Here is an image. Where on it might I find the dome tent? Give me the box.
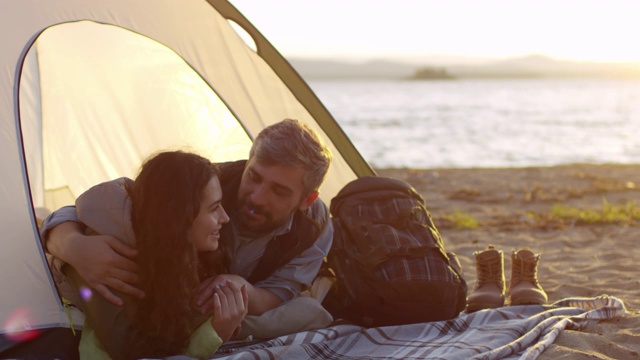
[0,0,373,356]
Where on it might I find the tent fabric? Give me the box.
[31,20,254,210]
[0,0,373,343]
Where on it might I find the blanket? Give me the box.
[182,296,626,360]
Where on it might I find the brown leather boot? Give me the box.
[466,246,506,312]
[508,248,548,305]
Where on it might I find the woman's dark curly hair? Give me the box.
[124,150,222,358]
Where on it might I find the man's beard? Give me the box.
[235,202,279,235]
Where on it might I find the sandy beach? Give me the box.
[376,164,640,359]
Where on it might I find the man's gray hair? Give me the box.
[249,119,332,194]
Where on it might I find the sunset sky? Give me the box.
[230,0,640,64]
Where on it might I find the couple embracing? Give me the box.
[41,119,333,359]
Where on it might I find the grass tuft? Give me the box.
[441,211,480,229]
[550,198,640,225]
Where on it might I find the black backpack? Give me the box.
[323,176,467,327]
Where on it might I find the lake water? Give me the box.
[308,78,640,169]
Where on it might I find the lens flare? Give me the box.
[3,307,40,343]
[80,287,93,301]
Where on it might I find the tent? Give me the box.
[0,0,374,355]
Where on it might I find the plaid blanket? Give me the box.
[190,296,625,360]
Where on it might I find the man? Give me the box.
[42,119,333,329]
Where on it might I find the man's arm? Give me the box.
[249,199,334,313]
[254,219,332,300]
[41,178,145,305]
[46,220,143,305]
[195,219,333,316]
[195,275,280,316]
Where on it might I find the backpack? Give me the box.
[322,176,468,327]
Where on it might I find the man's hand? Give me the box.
[209,281,248,342]
[195,274,281,316]
[47,222,144,305]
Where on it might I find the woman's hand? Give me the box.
[195,274,248,315]
[195,274,281,316]
[210,280,248,342]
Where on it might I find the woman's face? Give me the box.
[189,176,229,252]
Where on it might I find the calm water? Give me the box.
[308,78,640,169]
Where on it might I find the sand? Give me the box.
[376,164,640,359]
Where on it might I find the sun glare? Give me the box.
[231,0,640,63]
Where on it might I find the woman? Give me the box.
[77,150,247,359]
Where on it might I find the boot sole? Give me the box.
[510,298,546,305]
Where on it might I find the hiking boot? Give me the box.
[466,245,506,312]
[508,248,548,305]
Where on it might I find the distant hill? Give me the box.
[448,55,640,78]
[408,67,456,80]
[289,55,640,80]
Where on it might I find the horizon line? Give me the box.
[284,53,640,65]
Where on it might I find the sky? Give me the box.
[229,0,640,64]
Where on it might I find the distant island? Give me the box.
[289,54,640,80]
[408,67,455,80]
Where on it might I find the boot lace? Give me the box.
[513,255,540,286]
[476,256,503,285]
